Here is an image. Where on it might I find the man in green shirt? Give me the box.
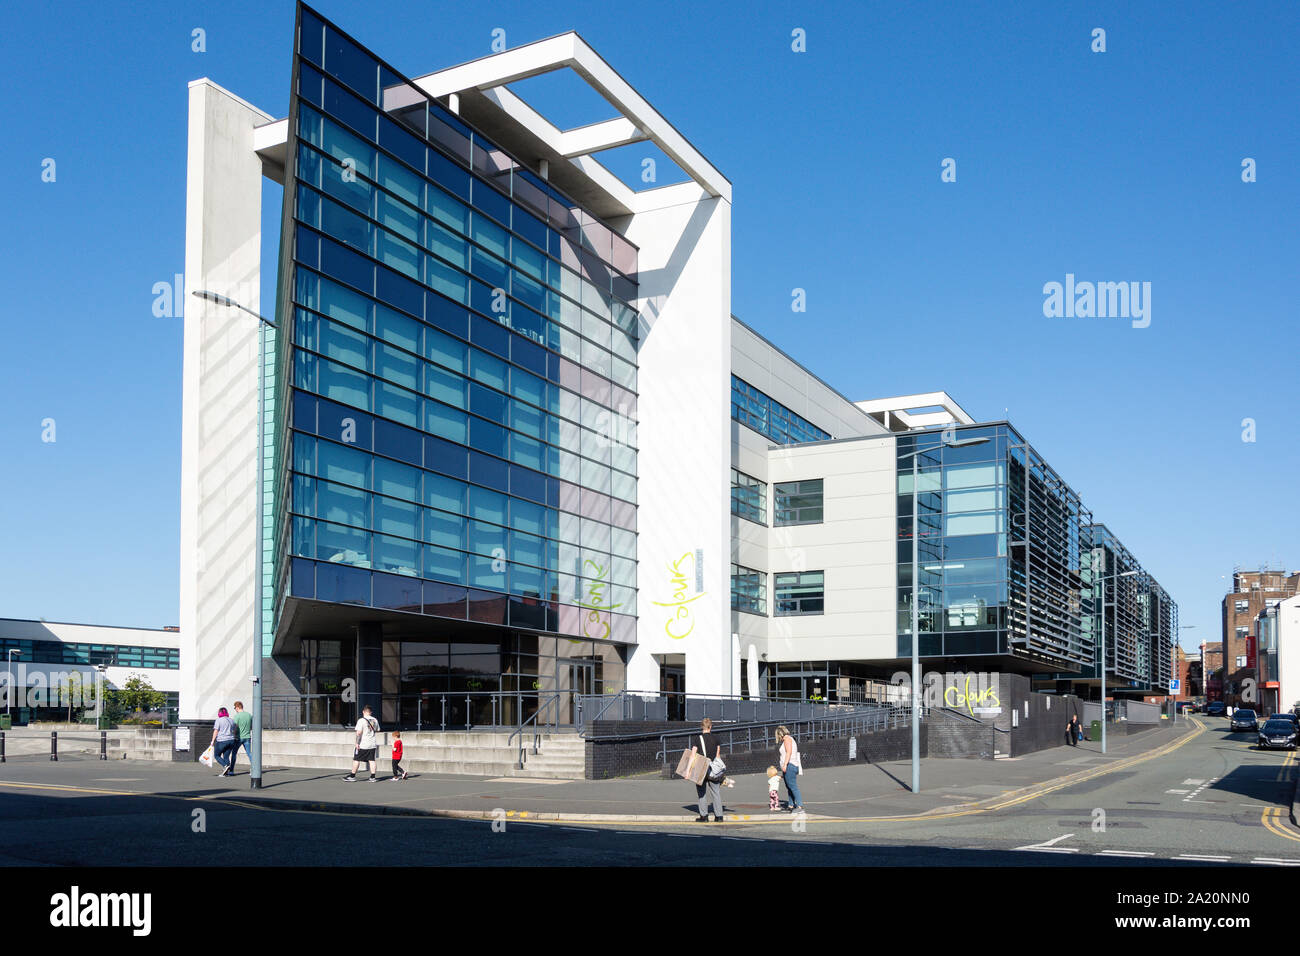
[232,701,253,761]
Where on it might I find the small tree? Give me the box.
[116,673,167,721]
[55,673,89,723]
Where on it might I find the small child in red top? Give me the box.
[391,732,408,781]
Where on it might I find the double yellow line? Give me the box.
[1260,750,1300,842]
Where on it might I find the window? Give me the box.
[731,564,767,615]
[730,468,766,524]
[1235,599,1249,613]
[775,571,824,616]
[1235,626,1249,641]
[730,376,830,445]
[775,479,823,526]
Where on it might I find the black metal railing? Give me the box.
[644,703,914,768]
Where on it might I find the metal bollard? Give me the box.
[100,730,107,761]
[1,731,5,763]
[51,730,58,762]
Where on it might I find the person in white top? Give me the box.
[774,725,804,812]
[344,705,381,782]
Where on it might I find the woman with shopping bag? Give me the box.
[207,707,240,778]
[688,717,726,823]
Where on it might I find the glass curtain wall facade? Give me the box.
[897,424,1093,672]
[271,7,640,711]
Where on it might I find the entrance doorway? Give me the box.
[661,663,685,721]
[558,658,596,724]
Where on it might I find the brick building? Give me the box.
[1221,570,1300,708]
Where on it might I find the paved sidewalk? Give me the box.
[0,719,1196,825]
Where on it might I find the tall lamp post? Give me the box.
[193,289,276,790]
[6,649,19,723]
[1173,624,1196,723]
[900,433,989,794]
[1094,556,1140,755]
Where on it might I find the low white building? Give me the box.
[0,618,180,725]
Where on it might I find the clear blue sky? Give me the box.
[1,0,1296,656]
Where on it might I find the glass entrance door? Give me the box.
[559,659,596,724]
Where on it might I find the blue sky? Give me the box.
[1,0,1296,656]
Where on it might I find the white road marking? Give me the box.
[1177,853,1230,861]
[1099,850,1156,857]
[1253,858,1300,866]
[1015,833,1077,852]
[1165,789,1190,794]
[1182,778,1206,786]
[559,826,597,833]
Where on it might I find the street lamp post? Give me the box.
[193,289,276,790]
[900,433,990,793]
[1172,624,1196,724]
[1094,558,1140,755]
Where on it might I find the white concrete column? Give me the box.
[624,189,732,697]
[179,79,274,720]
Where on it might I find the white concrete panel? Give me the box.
[626,190,731,696]
[180,80,272,720]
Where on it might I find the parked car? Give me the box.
[1258,718,1298,750]
[1269,712,1300,734]
[1205,701,1227,717]
[1230,708,1259,732]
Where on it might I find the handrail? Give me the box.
[932,706,1013,734]
[651,704,912,765]
[507,691,567,769]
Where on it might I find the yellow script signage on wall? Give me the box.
[576,560,621,640]
[943,675,1002,716]
[653,550,705,639]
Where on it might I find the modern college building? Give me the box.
[179,4,1176,727]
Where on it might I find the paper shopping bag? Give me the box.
[674,748,707,785]
[199,745,215,768]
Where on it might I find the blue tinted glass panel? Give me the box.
[316,398,372,449]
[374,416,422,464]
[470,417,507,458]
[319,358,370,410]
[469,451,509,492]
[424,473,466,515]
[423,400,467,443]
[319,480,368,526]
[323,26,378,102]
[375,495,418,537]
[424,364,466,408]
[426,292,469,338]
[320,235,374,295]
[427,150,470,201]
[424,508,465,549]
[374,456,420,502]
[469,485,507,524]
[423,544,467,585]
[425,436,468,479]
[299,9,325,64]
[318,440,371,488]
[323,78,377,140]
[315,562,370,605]
[424,326,467,373]
[376,264,423,317]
